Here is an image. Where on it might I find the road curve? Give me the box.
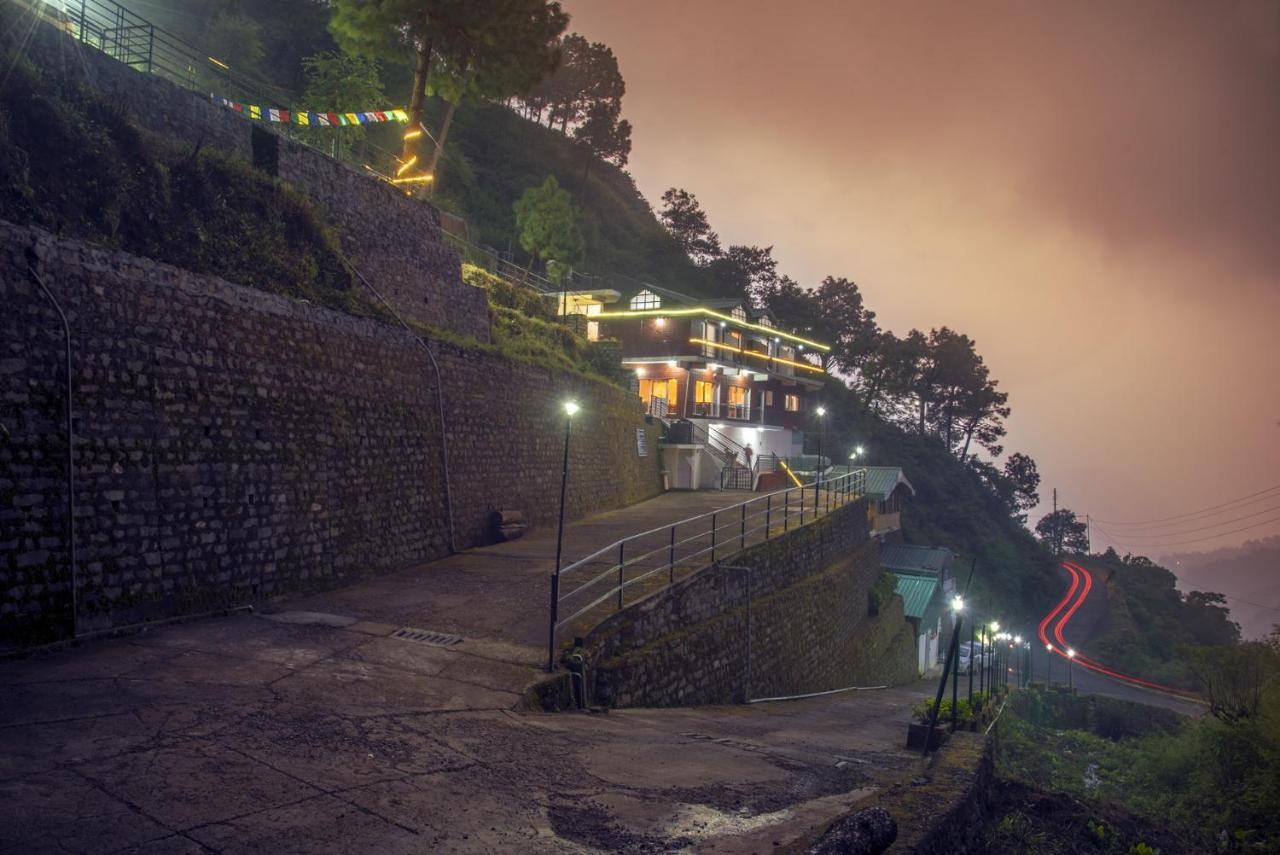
[1035,560,1205,711]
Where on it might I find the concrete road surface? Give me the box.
[0,610,935,853]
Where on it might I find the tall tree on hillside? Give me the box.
[1035,508,1089,555]
[706,244,778,302]
[329,0,567,169]
[659,188,722,263]
[573,99,631,181]
[299,51,386,158]
[1002,452,1041,518]
[855,331,927,415]
[814,276,879,375]
[759,275,878,374]
[523,34,625,131]
[514,176,583,281]
[955,376,1010,461]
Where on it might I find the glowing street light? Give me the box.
[548,400,580,671]
[1045,642,1053,686]
[814,406,827,514]
[951,595,965,613]
[1066,647,1077,690]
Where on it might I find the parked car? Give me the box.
[959,641,991,671]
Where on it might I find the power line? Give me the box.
[1091,483,1280,527]
[1085,503,1280,540]
[1091,515,1280,550]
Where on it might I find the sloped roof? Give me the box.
[880,544,953,576]
[892,573,939,620]
[863,466,916,501]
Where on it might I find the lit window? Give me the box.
[763,390,774,406]
[695,380,715,404]
[727,385,748,419]
[759,316,773,328]
[731,305,747,321]
[784,394,800,412]
[630,289,661,310]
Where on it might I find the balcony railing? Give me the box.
[690,401,753,421]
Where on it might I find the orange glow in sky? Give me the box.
[564,0,1280,554]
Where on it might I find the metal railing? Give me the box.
[443,231,561,295]
[29,0,292,106]
[546,467,867,668]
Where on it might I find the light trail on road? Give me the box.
[1037,560,1201,700]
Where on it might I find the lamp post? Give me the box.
[968,615,975,703]
[1067,647,1076,690]
[547,400,579,672]
[815,406,826,514]
[1045,643,1053,687]
[950,596,964,729]
[989,622,1000,696]
[1014,635,1023,688]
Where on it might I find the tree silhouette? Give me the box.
[330,0,566,168]
[659,188,721,263]
[1035,508,1089,555]
[514,176,583,281]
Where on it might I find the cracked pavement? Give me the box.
[0,607,933,853]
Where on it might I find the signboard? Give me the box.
[636,428,648,457]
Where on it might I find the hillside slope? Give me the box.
[433,101,719,294]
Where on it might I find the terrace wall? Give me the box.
[582,499,918,707]
[0,222,661,644]
[5,6,488,340]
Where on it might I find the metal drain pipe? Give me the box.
[26,261,78,637]
[340,255,456,554]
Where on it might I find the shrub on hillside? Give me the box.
[0,54,378,319]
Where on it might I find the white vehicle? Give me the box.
[958,641,991,671]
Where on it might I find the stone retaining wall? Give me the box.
[584,501,918,707]
[0,222,660,644]
[3,6,488,340]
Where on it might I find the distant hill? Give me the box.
[1163,536,1280,640]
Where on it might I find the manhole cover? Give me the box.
[391,627,464,648]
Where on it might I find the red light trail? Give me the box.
[1037,560,1201,700]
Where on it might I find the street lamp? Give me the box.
[1045,643,1053,687]
[814,406,826,514]
[1066,647,1077,690]
[547,400,580,671]
[949,596,964,728]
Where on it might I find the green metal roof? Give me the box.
[863,466,915,501]
[880,544,953,575]
[892,573,939,620]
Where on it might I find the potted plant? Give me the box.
[906,699,950,751]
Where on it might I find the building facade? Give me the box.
[555,283,830,482]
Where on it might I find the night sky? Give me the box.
[564,0,1280,554]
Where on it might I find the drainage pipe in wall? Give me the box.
[26,257,79,638]
[339,254,457,554]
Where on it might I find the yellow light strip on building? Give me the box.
[594,307,830,351]
[688,338,825,374]
[396,155,417,176]
[208,56,229,70]
[390,174,434,184]
[779,459,804,488]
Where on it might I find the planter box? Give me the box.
[906,722,949,752]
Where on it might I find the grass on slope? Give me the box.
[0,53,381,320]
[432,101,720,295]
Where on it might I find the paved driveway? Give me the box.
[0,611,933,853]
[281,490,767,652]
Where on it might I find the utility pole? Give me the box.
[1052,487,1059,556]
[1086,513,1091,554]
